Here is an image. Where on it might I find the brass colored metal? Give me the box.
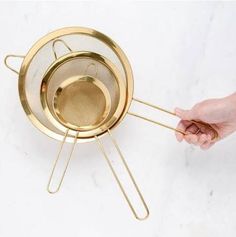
[14,27,134,143]
[84,62,98,77]
[5,26,220,221]
[52,39,72,59]
[41,37,146,220]
[130,98,219,141]
[53,76,111,131]
[95,130,149,220]
[46,38,117,137]
[4,55,25,75]
[132,97,176,116]
[40,51,126,139]
[128,112,186,135]
[47,129,78,194]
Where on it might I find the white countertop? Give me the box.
[0,2,236,237]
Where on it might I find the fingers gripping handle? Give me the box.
[95,130,149,221]
[129,98,219,141]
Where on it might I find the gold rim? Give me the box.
[18,27,134,142]
[53,76,112,132]
[40,51,126,138]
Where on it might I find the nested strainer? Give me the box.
[40,42,128,198]
[4,26,218,221]
[41,47,126,139]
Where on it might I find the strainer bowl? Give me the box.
[40,50,126,139]
[5,27,134,143]
[53,75,111,131]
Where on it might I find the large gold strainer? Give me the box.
[4,26,219,221]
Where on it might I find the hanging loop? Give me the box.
[52,39,73,60]
[4,55,25,75]
[84,62,98,78]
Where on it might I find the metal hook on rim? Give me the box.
[95,129,149,221]
[52,39,73,60]
[47,129,78,194]
[84,62,98,78]
[4,55,25,75]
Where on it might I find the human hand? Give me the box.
[175,93,236,149]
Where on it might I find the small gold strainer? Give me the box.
[53,75,111,131]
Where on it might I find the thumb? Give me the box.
[175,107,194,120]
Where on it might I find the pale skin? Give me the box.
[175,92,236,150]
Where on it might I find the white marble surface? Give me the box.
[0,2,236,237]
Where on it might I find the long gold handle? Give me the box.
[4,55,25,75]
[95,129,149,221]
[52,39,72,60]
[129,98,218,141]
[47,129,78,194]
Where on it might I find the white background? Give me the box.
[0,1,236,237]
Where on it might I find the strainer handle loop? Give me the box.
[52,39,73,59]
[4,55,25,75]
[95,129,149,221]
[129,98,218,141]
[84,63,98,78]
[47,129,78,194]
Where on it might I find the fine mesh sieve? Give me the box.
[53,75,111,131]
[41,49,126,139]
[5,27,134,143]
[4,26,219,221]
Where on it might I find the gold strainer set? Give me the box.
[4,27,218,220]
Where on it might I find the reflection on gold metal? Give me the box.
[40,51,126,140]
[47,129,78,194]
[5,26,220,221]
[53,76,111,131]
[95,129,149,221]
[8,27,133,143]
[4,55,25,75]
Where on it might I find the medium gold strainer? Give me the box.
[4,26,218,221]
[41,48,126,139]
